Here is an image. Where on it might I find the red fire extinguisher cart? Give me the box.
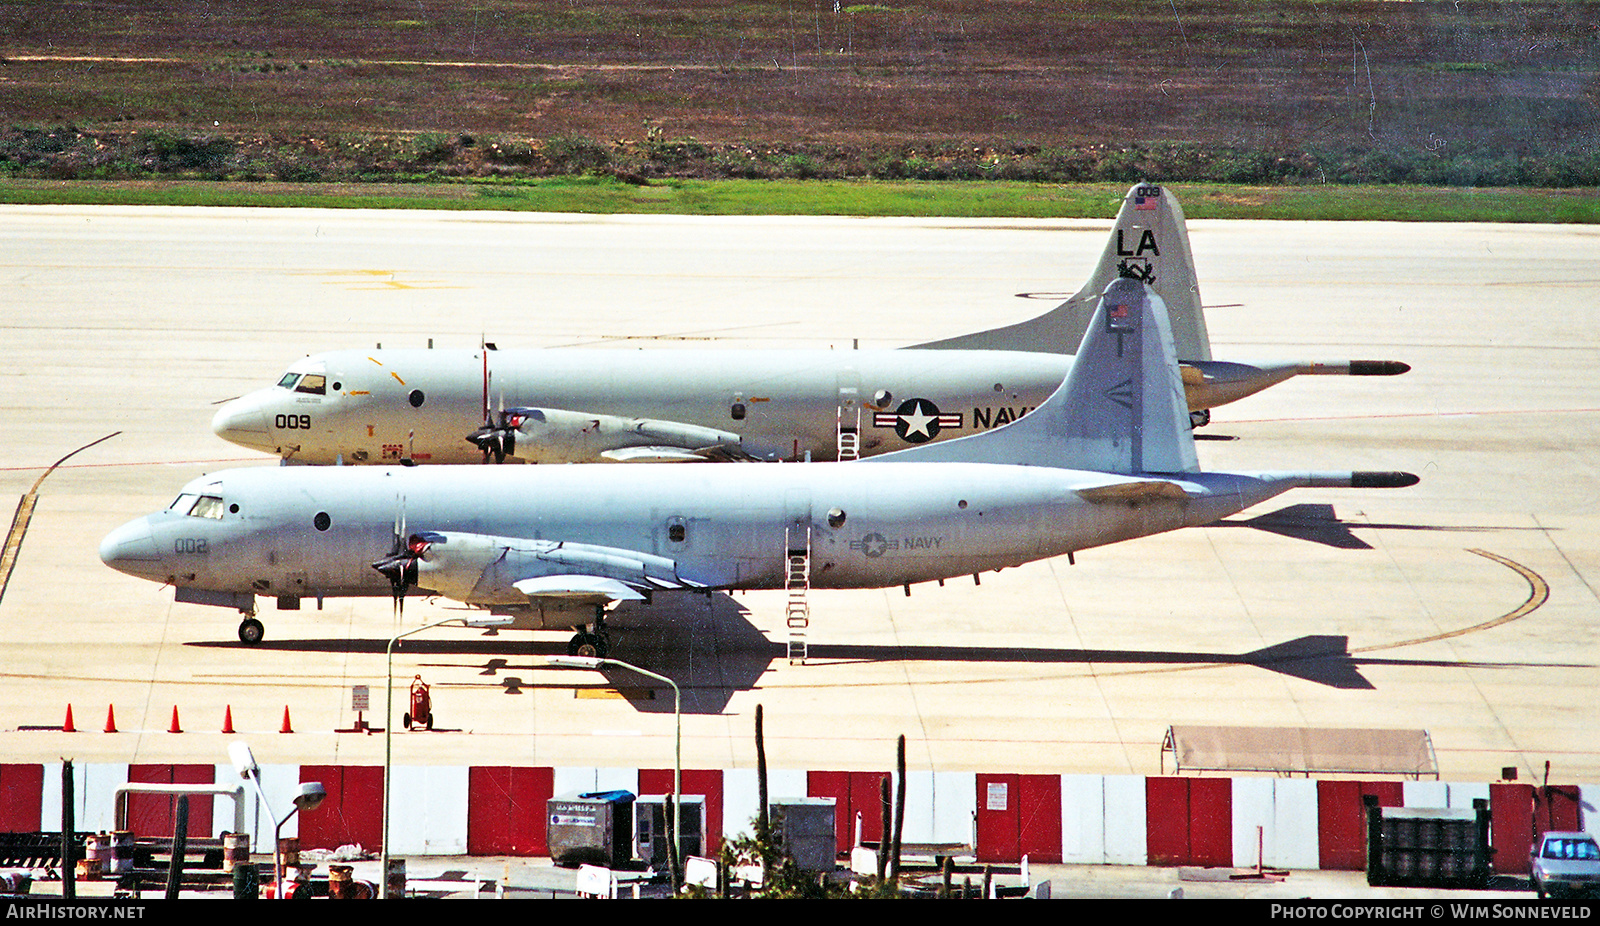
[402,675,433,730]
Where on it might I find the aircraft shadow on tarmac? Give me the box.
[187,586,1580,710]
[1215,502,1545,550]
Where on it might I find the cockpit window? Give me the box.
[277,372,302,389]
[189,496,227,519]
[171,495,227,519]
[294,374,326,396]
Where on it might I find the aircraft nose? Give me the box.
[212,393,273,451]
[99,518,162,577]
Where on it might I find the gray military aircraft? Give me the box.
[103,275,1416,648]
[210,184,1407,466]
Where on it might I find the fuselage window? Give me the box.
[295,374,327,396]
[188,495,226,519]
[277,372,301,389]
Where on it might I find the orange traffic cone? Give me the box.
[279,706,293,734]
[168,706,183,734]
[103,704,117,733]
[63,704,76,733]
[221,705,235,734]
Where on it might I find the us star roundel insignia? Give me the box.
[873,398,963,443]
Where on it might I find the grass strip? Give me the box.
[1,177,1594,223]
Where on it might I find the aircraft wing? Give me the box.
[512,574,649,604]
[601,442,760,463]
[402,531,706,610]
[471,406,750,464]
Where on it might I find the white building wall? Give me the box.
[41,763,128,834]
[552,767,639,798]
[1230,778,1319,870]
[1061,775,1107,864]
[1103,775,1148,866]
[931,771,976,847]
[388,766,469,855]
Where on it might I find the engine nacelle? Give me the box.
[497,407,744,463]
[410,531,692,606]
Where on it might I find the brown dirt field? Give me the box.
[1,1,1596,180]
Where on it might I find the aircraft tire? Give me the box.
[238,618,265,645]
[568,632,609,659]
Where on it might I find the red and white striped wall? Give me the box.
[1,762,1591,874]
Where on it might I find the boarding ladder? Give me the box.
[836,405,861,461]
[784,526,811,664]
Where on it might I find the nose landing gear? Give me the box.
[238,614,265,645]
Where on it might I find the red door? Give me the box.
[809,771,891,855]
[1492,782,1535,875]
[975,774,1061,863]
[297,765,383,851]
[0,765,43,832]
[1146,777,1231,867]
[639,768,723,855]
[126,765,214,839]
[468,766,553,855]
[1317,780,1403,870]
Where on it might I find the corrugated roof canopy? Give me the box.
[1162,726,1438,778]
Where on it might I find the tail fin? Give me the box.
[909,183,1211,362]
[871,277,1198,475]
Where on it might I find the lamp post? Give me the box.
[228,741,325,900]
[548,654,682,887]
[382,615,512,899]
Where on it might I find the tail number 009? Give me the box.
[275,414,311,429]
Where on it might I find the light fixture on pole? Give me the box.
[228,741,325,900]
[382,614,513,899]
[547,654,682,887]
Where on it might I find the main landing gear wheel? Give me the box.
[238,617,265,645]
[567,631,610,658]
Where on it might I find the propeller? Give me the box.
[465,352,516,463]
[467,407,521,464]
[370,499,437,617]
[371,536,425,615]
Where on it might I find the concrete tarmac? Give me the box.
[1,205,1596,787]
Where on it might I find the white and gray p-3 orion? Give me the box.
[210,184,1408,466]
[103,274,1417,649]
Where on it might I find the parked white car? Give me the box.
[1530,832,1600,899]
